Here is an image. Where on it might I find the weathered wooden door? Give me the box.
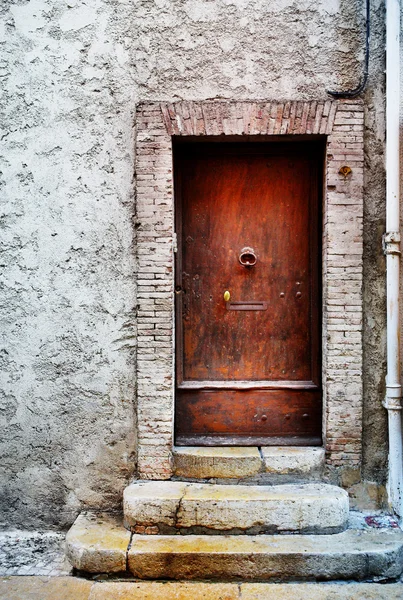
[174,142,322,445]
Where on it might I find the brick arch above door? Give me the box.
[135,99,364,480]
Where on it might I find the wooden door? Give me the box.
[174,142,322,445]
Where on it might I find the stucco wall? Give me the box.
[0,0,388,528]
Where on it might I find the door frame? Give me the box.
[135,100,364,480]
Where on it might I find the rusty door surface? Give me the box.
[174,141,322,445]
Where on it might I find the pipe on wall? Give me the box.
[384,0,403,518]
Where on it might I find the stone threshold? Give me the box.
[66,512,403,582]
[172,446,325,480]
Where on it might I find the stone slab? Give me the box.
[173,446,262,479]
[0,576,92,600]
[240,583,403,599]
[66,512,131,573]
[1,578,403,600]
[261,447,325,475]
[123,481,349,534]
[123,481,187,530]
[127,529,403,580]
[89,581,239,600]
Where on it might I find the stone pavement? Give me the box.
[0,531,70,577]
[1,578,403,599]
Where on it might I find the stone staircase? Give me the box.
[66,447,403,581]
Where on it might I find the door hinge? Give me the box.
[173,232,178,253]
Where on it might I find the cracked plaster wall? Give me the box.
[0,0,388,528]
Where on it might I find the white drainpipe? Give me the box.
[384,0,402,518]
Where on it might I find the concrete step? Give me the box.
[65,512,403,582]
[173,446,325,481]
[123,481,349,534]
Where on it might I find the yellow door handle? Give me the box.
[224,291,230,302]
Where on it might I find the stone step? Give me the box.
[173,446,325,481]
[128,531,403,581]
[66,512,130,574]
[123,481,349,534]
[65,512,403,582]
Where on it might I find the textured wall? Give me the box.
[0,0,387,528]
[0,0,139,529]
[361,0,388,489]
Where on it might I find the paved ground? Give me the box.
[0,531,70,577]
[1,578,403,599]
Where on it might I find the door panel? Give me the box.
[176,389,322,446]
[175,142,322,445]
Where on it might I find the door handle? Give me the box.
[223,291,231,302]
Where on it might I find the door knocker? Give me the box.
[239,247,257,267]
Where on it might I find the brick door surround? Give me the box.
[135,100,364,480]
